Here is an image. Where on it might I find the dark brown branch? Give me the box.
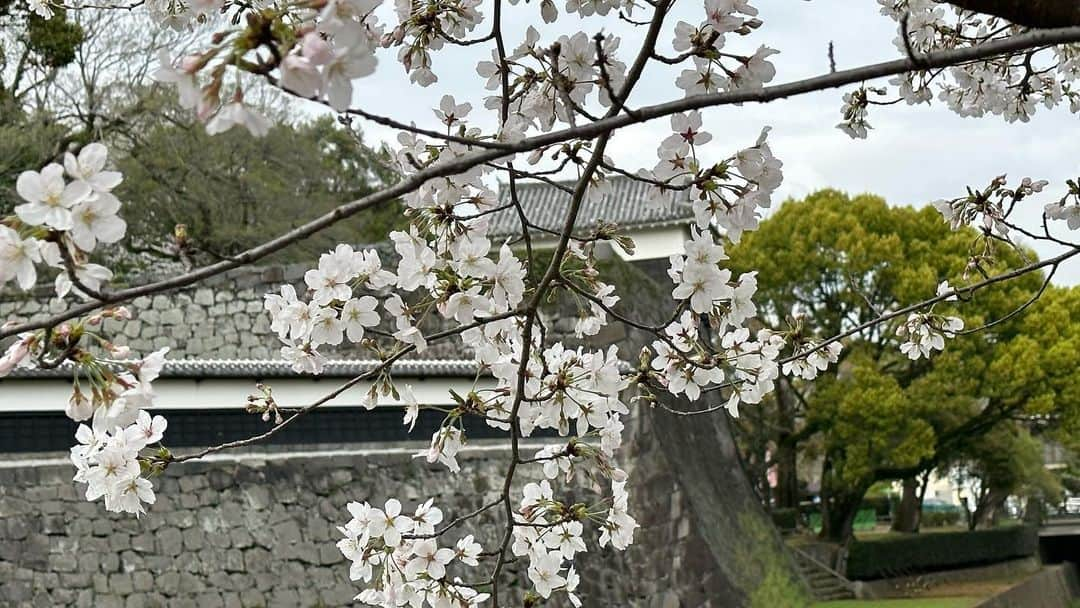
[946,0,1080,28]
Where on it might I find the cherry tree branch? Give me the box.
[6,25,1080,340]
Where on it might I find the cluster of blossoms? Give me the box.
[69,351,171,516]
[473,25,629,133]
[509,478,634,606]
[1,143,126,297]
[264,244,392,374]
[670,0,776,96]
[153,0,384,135]
[893,281,965,361]
[640,113,784,242]
[392,0,483,86]
[782,340,844,381]
[839,0,1080,138]
[0,144,169,516]
[897,312,964,360]
[336,498,488,607]
[929,175,1077,281]
[647,229,797,416]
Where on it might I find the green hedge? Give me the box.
[807,508,877,533]
[846,526,1039,580]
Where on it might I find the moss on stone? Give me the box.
[735,511,812,608]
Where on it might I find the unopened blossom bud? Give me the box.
[66,390,94,421]
[0,334,34,377]
[111,306,133,320]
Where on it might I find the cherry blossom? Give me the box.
[0,226,41,290]
[15,164,91,231]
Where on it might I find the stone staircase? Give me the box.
[791,546,857,601]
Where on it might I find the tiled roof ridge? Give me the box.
[490,174,694,236]
[6,358,481,379]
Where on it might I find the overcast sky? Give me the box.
[293,0,1080,284]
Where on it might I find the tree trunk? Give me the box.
[973,486,1010,529]
[818,456,870,543]
[891,477,922,533]
[820,487,865,543]
[1023,495,1045,525]
[774,380,800,510]
[649,391,811,607]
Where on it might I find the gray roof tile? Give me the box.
[489,175,693,237]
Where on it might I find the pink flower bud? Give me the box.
[0,337,32,377]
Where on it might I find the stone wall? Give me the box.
[974,563,1080,608]
[0,266,300,360]
[0,404,738,608]
[0,261,660,362]
[0,443,547,608]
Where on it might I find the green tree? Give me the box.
[113,96,404,270]
[951,424,1062,530]
[727,189,1057,542]
[0,3,86,210]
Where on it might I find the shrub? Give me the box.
[845,526,1039,580]
[862,495,892,519]
[922,510,962,528]
[853,508,877,531]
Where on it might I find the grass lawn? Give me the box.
[814,599,982,608]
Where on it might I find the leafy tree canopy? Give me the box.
[113,96,405,270]
[727,190,1075,539]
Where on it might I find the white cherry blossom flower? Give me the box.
[527,550,566,599]
[15,163,91,230]
[455,535,482,566]
[69,193,126,252]
[64,143,123,193]
[0,226,41,290]
[341,296,380,342]
[367,498,414,547]
[405,539,455,579]
[206,99,272,138]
